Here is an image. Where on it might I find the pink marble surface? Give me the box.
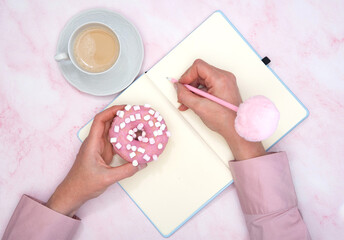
[1,0,343,239]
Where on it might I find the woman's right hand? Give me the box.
[175,59,266,160]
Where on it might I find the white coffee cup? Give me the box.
[54,22,121,75]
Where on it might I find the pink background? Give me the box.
[1,0,343,239]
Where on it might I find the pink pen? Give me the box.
[166,77,238,112]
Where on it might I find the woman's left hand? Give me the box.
[46,105,146,217]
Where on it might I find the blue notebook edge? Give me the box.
[77,10,309,238]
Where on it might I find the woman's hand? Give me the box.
[175,59,266,160]
[46,106,146,217]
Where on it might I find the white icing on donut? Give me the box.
[160,124,166,131]
[125,117,130,123]
[133,105,140,111]
[114,125,119,133]
[126,144,131,150]
[143,154,150,161]
[158,143,163,149]
[155,122,161,128]
[120,122,126,129]
[132,160,138,166]
[131,146,137,152]
[148,109,155,115]
[144,115,150,121]
[117,110,124,118]
[125,105,132,111]
[138,147,145,153]
[149,138,155,145]
[137,123,144,130]
[148,121,154,127]
[135,113,141,120]
[130,115,135,122]
[129,152,136,158]
[127,135,133,141]
[157,116,163,122]
[115,143,122,149]
[110,137,117,143]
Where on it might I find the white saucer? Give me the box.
[55,9,144,96]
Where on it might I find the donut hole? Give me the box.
[134,129,143,140]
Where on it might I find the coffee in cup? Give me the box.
[73,25,120,73]
[55,23,121,74]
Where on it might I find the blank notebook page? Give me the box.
[78,74,232,236]
[146,11,308,167]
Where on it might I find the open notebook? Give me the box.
[78,11,309,237]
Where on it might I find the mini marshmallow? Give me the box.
[153,131,158,137]
[133,128,138,132]
[143,154,151,161]
[142,138,149,143]
[127,135,133,142]
[120,122,126,129]
[115,143,122,149]
[129,152,136,158]
[130,115,135,122]
[158,143,163,149]
[132,133,137,138]
[110,137,117,143]
[137,123,144,130]
[157,116,163,122]
[126,144,131,150]
[138,147,145,153]
[133,105,140,111]
[131,146,137,152]
[125,118,131,124]
[160,124,166,131]
[124,105,132,111]
[149,138,155,145]
[155,122,161,128]
[142,131,146,137]
[114,125,119,133]
[148,109,155,115]
[157,129,163,136]
[153,155,158,161]
[166,131,171,137]
[135,113,141,120]
[154,112,160,118]
[144,104,151,108]
[128,130,134,135]
[148,121,154,127]
[138,136,143,141]
[144,115,150,121]
[117,110,124,118]
[132,160,138,166]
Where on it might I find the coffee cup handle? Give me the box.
[54,52,69,62]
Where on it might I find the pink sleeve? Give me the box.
[229,152,311,240]
[2,195,80,240]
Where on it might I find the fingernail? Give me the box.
[173,83,178,91]
[138,163,147,171]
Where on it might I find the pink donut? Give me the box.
[109,104,170,166]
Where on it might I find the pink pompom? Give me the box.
[235,95,280,142]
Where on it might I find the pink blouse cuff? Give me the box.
[2,195,80,240]
[229,152,298,215]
